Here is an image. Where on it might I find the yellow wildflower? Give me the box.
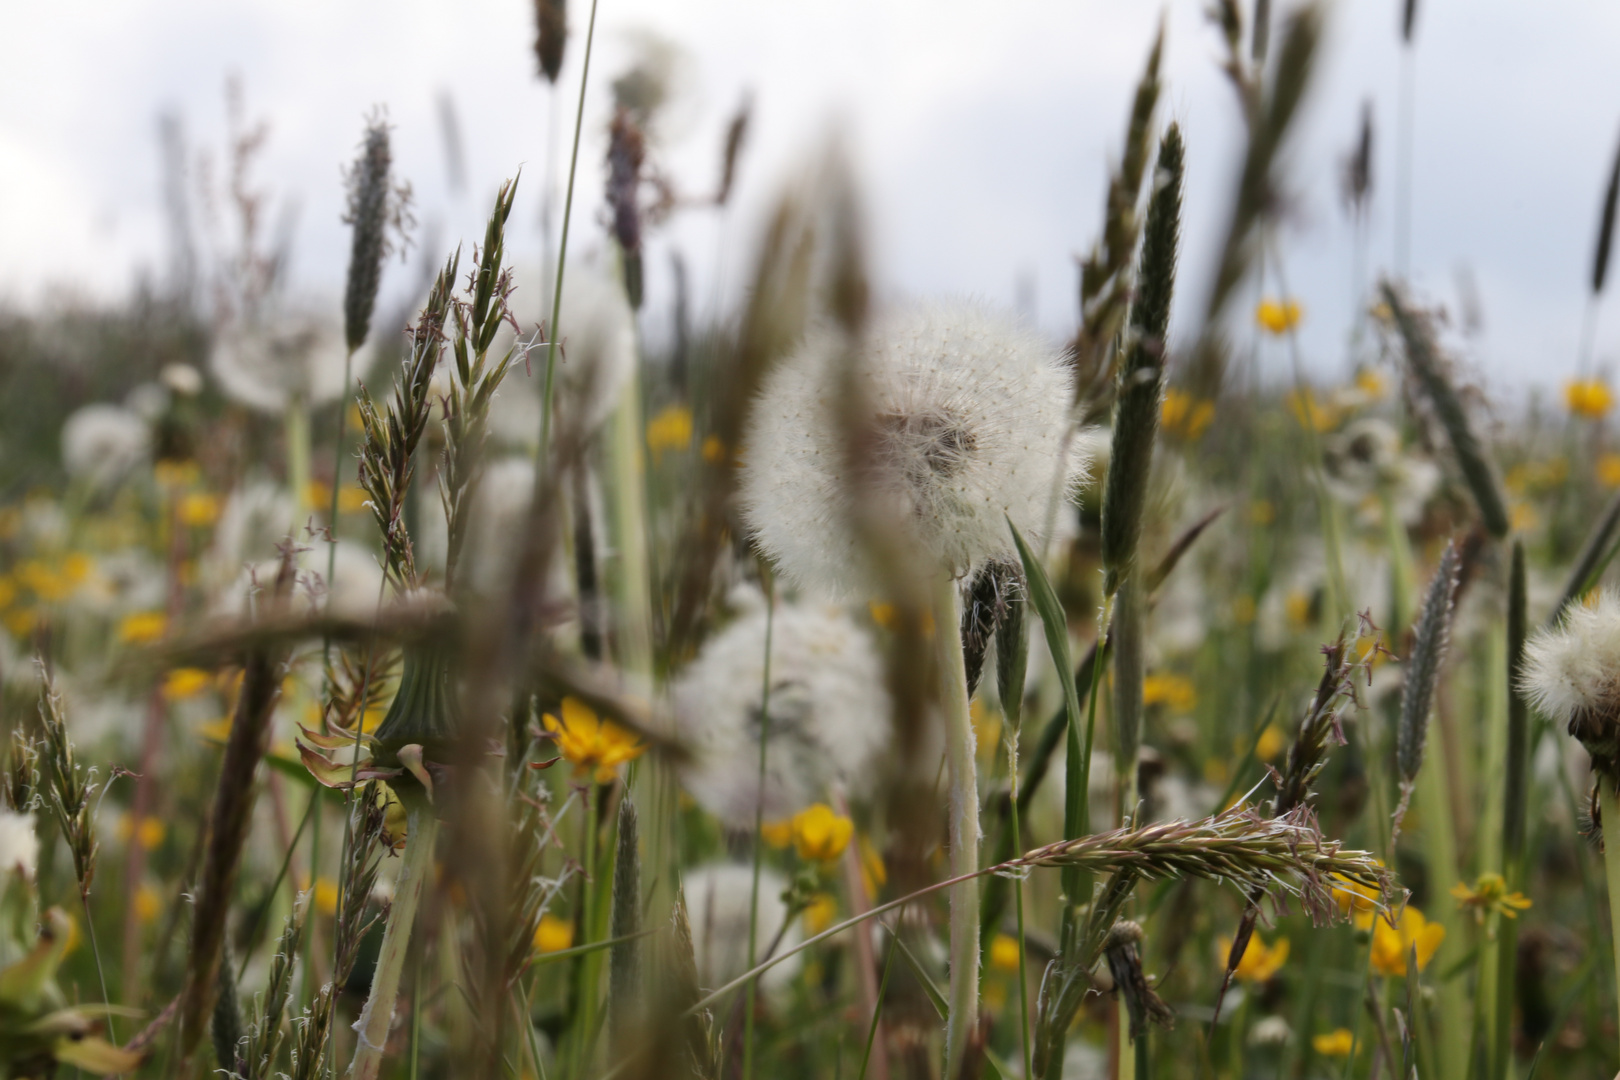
[541,697,644,783]
[1566,378,1614,419]
[1256,298,1303,335]
[1250,499,1276,526]
[3,609,38,638]
[1284,589,1313,629]
[1332,872,1381,930]
[1313,1028,1356,1058]
[339,485,369,514]
[859,836,887,899]
[198,717,234,743]
[1599,453,1620,488]
[760,819,794,849]
[646,404,694,460]
[163,667,213,700]
[1220,933,1290,983]
[1231,595,1256,625]
[117,815,166,851]
[989,934,1022,973]
[134,883,162,924]
[178,493,220,527]
[1354,367,1389,399]
[790,803,854,863]
[1369,907,1445,976]
[1510,502,1538,533]
[1450,872,1531,925]
[534,914,575,953]
[1254,724,1287,764]
[118,611,167,645]
[1161,389,1215,440]
[1285,388,1340,433]
[803,893,839,934]
[60,553,93,585]
[19,561,69,602]
[868,601,934,637]
[0,576,15,610]
[701,435,727,464]
[314,877,340,917]
[971,699,1001,759]
[1142,673,1196,713]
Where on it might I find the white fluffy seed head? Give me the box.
[1521,590,1620,729]
[673,597,892,827]
[682,862,800,990]
[0,811,38,880]
[740,301,1086,597]
[210,315,349,414]
[61,404,149,487]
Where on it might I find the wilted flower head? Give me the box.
[673,595,893,827]
[1521,590,1620,774]
[741,301,1085,597]
[682,862,800,991]
[61,404,149,488]
[210,314,349,414]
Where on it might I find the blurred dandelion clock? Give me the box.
[683,863,800,991]
[672,597,893,828]
[741,301,1085,597]
[209,315,349,414]
[1323,417,1439,527]
[60,403,149,488]
[0,813,37,880]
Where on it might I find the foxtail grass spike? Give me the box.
[610,796,642,1045]
[1392,541,1461,839]
[342,115,409,354]
[1101,124,1183,597]
[1381,281,1511,539]
[534,0,566,83]
[1593,128,1620,296]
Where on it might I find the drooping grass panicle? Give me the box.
[1392,540,1461,838]
[1070,23,1163,409]
[179,547,295,1060]
[533,0,566,83]
[1380,280,1511,539]
[342,112,413,355]
[34,665,98,899]
[1100,123,1183,598]
[357,250,459,588]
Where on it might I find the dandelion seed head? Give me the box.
[682,862,800,991]
[740,301,1087,597]
[673,597,893,828]
[0,811,37,880]
[209,314,350,414]
[1521,590,1620,767]
[61,404,150,488]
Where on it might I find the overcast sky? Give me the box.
[6,0,1620,396]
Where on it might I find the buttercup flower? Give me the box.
[1450,872,1531,925]
[1161,389,1214,440]
[1220,933,1289,983]
[1566,378,1614,419]
[1312,1029,1355,1057]
[646,403,694,459]
[542,696,644,782]
[1369,907,1445,976]
[533,914,575,954]
[789,803,853,862]
[740,301,1086,598]
[1256,298,1303,335]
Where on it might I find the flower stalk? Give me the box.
[935,575,979,1080]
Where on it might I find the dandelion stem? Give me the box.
[349,801,439,1080]
[1007,736,1033,1080]
[1601,777,1620,1066]
[744,577,776,1080]
[934,575,979,1080]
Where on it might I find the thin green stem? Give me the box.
[81,893,116,1041]
[744,578,777,1080]
[350,801,439,1080]
[935,576,979,1080]
[1601,778,1620,1072]
[856,933,898,1080]
[538,0,601,477]
[1007,739,1033,1080]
